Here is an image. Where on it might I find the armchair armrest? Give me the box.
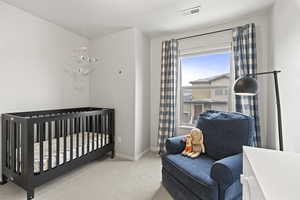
[165,136,186,154]
[210,153,242,188]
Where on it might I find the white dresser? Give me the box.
[241,146,300,200]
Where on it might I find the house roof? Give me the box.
[190,73,230,84]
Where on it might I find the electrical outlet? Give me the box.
[117,136,122,143]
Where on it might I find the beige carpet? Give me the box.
[0,152,173,200]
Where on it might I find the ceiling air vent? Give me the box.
[182,6,201,16]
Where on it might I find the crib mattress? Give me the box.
[32,133,109,173]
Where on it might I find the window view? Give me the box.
[180,52,232,126]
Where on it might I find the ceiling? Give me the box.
[2,0,275,39]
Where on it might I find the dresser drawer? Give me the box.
[241,153,265,200]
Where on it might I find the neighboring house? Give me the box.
[182,73,231,125]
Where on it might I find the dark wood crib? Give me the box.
[1,107,115,200]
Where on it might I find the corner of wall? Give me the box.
[133,28,151,160]
[266,4,277,150]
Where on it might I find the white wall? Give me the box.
[0,2,90,113]
[134,29,151,159]
[90,28,136,159]
[150,13,271,150]
[270,0,300,152]
[0,2,89,181]
[90,28,150,160]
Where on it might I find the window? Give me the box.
[179,51,232,126]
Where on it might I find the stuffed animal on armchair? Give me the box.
[189,128,205,158]
[182,128,205,159]
[181,135,193,156]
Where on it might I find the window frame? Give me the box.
[178,47,234,128]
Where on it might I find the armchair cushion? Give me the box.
[210,153,242,189]
[165,136,186,154]
[162,154,218,200]
[196,111,254,160]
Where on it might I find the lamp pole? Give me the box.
[247,70,283,151]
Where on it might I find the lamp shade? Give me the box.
[233,76,258,96]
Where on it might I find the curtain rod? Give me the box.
[176,27,233,41]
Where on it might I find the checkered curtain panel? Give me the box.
[233,23,261,147]
[158,39,179,154]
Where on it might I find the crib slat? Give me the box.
[8,120,12,170]
[48,122,52,170]
[15,123,19,173]
[107,113,109,145]
[74,118,77,158]
[109,112,111,144]
[91,116,93,151]
[19,123,22,173]
[36,123,40,143]
[70,119,73,160]
[92,116,95,151]
[82,117,85,155]
[96,115,99,149]
[2,120,8,170]
[93,116,95,150]
[99,113,104,148]
[56,120,60,166]
[7,120,11,169]
[100,114,103,148]
[98,115,101,148]
[109,111,113,144]
[87,116,90,152]
[95,115,97,150]
[11,122,16,173]
[60,120,63,138]
[39,123,44,173]
[104,113,107,146]
[63,120,67,163]
[94,116,96,150]
[106,112,109,145]
[76,118,79,158]
[16,123,20,173]
[87,116,89,153]
[90,116,92,146]
[90,116,93,151]
[107,112,111,144]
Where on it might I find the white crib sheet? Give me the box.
[33,133,109,173]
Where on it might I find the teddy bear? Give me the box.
[188,128,205,158]
[181,135,193,156]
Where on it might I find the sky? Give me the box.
[181,52,231,86]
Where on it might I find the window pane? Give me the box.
[181,52,231,125]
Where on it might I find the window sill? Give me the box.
[178,125,194,130]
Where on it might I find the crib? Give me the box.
[1,107,115,200]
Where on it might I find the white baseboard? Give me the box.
[134,148,150,161]
[116,148,150,161]
[150,146,159,153]
[115,152,135,161]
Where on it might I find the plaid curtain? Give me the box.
[158,39,179,154]
[233,23,261,147]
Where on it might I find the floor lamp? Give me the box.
[233,70,283,151]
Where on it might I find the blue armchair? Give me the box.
[161,111,255,200]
